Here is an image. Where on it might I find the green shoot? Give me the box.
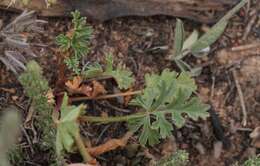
[18,61,56,159]
[156,150,189,166]
[243,156,260,166]
[169,0,248,76]
[81,69,209,146]
[56,10,93,75]
[83,54,134,89]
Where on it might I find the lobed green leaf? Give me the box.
[129,69,209,145]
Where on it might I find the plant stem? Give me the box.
[74,132,93,163]
[80,112,146,124]
[70,90,142,102]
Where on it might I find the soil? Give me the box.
[0,1,259,166]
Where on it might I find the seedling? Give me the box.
[56,10,93,75]
[169,0,248,76]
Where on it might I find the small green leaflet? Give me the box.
[152,112,173,139]
[139,116,160,146]
[190,21,228,54]
[103,54,134,89]
[56,93,85,156]
[173,19,185,58]
[107,66,134,90]
[182,30,199,51]
[83,62,103,78]
[83,54,134,89]
[156,150,189,166]
[130,69,209,146]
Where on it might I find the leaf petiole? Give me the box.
[79,113,146,124]
[70,90,142,102]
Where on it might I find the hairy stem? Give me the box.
[79,112,146,124]
[71,90,142,102]
[74,132,93,163]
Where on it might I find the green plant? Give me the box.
[18,61,56,160]
[243,156,260,166]
[169,0,248,76]
[83,54,134,89]
[55,94,93,163]
[56,10,93,75]
[81,69,209,145]
[0,108,21,166]
[156,150,189,166]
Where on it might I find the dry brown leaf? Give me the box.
[91,80,107,97]
[87,132,133,156]
[65,76,82,91]
[65,76,92,96]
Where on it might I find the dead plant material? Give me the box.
[216,42,260,65]
[1,0,238,23]
[0,10,47,75]
[87,132,133,156]
[91,80,107,98]
[65,76,93,96]
[232,69,247,126]
[242,9,258,40]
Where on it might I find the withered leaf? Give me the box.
[65,76,92,96]
[91,80,107,97]
[88,132,133,156]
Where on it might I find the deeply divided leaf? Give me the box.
[130,69,209,145]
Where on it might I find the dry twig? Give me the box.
[232,69,247,126]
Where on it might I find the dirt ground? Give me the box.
[0,1,260,166]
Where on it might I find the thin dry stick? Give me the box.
[232,69,247,126]
[242,9,257,40]
[70,90,142,102]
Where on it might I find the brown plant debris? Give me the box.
[87,132,133,156]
